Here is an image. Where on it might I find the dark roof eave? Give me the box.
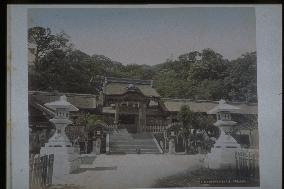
[103,92,160,98]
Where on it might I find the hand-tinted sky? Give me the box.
[28,8,256,65]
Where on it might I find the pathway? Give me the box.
[52,154,203,189]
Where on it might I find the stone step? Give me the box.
[110,147,159,150]
[110,150,160,154]
[110,150,159,154]
[110,141,155,144]
[110,137,134,139]
[110,147,158,151]
[110,151,160,155]
[110,139,157,143]
[109,150,160,154]
[109,129,161,154]
[110,137,133,140]
[110,145,159,150]
[110,143,156,147]
[110,148,160,153]
[110,144,159,149]
[110,143,158,146]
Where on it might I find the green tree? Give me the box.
[75,114,102,129]
[224,52,257,102]
[177,105,195,153]
[188,49,228,81]
[28,26,72,67]
[194,79,225,100]
[28,27,75,92]
[177,105,195,128]
[28,26,257,103]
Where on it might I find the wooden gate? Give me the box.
[235,149,259,178]
[30,154,54,189]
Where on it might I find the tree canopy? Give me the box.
[177,105,194,129]
[28,26,257,103]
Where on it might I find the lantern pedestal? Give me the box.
[43,119,73,147]
[40,120,80,182]
[168,138,175,154]
[205,130,240,169]
[40,146,80,182]
[91,138,102,155]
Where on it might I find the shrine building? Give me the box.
[29,77,258,151]
[98,77,169,133]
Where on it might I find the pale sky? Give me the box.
[28,7,256,65]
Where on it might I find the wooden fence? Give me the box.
[235,149,259,178]
[30,154,54,189]
[105,124,116,130]
[142,125,166,133]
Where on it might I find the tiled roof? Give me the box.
[207,99,240,114]
[29,91,97,109]
[45,95,79,111]
[105,77,153,86]
[103,83,160,97]
[162,98,257,114]
[29,91,257,115]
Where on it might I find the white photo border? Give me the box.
[7,4,282,189]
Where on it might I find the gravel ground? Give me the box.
[152,168,260,187]
[51,154,203,189]
[49,184,85,189]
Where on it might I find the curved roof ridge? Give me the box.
[161,97,257,105]
[29,90,97,97]
[105,76,153,86]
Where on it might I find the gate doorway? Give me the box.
[175,136,185,152]
[118,114,137,133]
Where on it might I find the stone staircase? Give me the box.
[109,129,161,154]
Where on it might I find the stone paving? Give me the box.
[52,154,203,189]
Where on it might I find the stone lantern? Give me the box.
[40,95,80,182]
[166,124,178,154]
[92,125,105,155]
[205,99,241,169]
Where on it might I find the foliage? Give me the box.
[224,52,257,102]
[177,105,194,129]
[176,105,216,154]
[177,106,215,131]
[75,114,102,128]
[28,26,257,103]
[28,27,72,67]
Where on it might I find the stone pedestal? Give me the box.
[205,131,241,169]
[114,103,119,129]
[40,146,80,178]
[92,141,96,154]
[74,144,80,154]
[40,121,80,180]
[106,133,110,154]
[96,138,101,155]
[92,138,102,155]
[168,138,175,154]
